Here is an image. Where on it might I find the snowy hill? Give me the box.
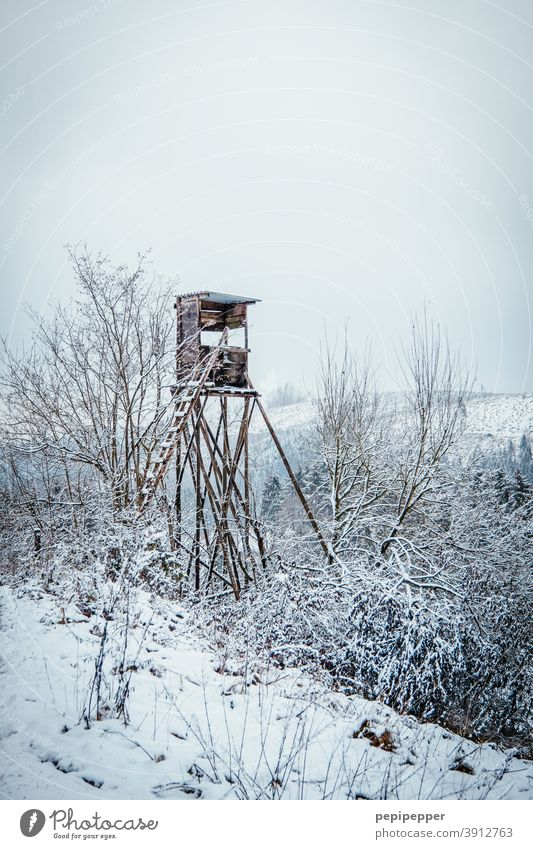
[1,586,531,801]
[251,393,533,451]
[460,393,533,453]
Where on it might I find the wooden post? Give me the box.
[254,396,330,558]
[194,402,202,592]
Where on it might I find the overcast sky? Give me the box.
[1,0,532,393]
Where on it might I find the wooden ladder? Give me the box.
[138,329,228,512]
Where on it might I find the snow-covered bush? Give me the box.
[196,519,531,754]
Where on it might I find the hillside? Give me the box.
[251,393,533,454]
[1,586,531,801]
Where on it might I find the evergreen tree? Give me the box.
[518,433,533,482]
[510,468,532,510]
[261,474,283,520]
[501,439,516,475]
[494,468,512,506]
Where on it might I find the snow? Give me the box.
[2,391,532,801]
[248,393,533,448]
[1,586,531,801]
[248,400,316,437]
[460,393,533,451]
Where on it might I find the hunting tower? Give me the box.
[176,291,256,390]
[139,291,328,598]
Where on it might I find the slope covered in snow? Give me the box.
[247,393,533,473]
[460,394,533,453]
[1,586,531,801]
[251,394,533,446]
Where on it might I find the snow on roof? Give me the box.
[179,291,260,304]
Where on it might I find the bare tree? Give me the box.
[315,314,471,568]
[0,245,178,515]
[380,313,471,556]
[315,335,389,559]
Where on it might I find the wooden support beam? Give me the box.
[177,528,233,588]
[199,411,251,533]
[206,401,265,578]
[194,403,202,592]
[254,394,330,559]
[188,421,241,599]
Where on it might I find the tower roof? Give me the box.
[179,291,260,305]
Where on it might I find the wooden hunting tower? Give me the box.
[138,291,328,598]
[176,291,256,390]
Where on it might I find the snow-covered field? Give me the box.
[1,586,532,801]
[252,394,533,445]
[461,394,533,452]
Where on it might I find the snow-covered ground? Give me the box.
[250,393,533,450]
[1,586,531,801]
[248,400,317,437]
[461,393,533,452]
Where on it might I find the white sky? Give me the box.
[1,0,532,392]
